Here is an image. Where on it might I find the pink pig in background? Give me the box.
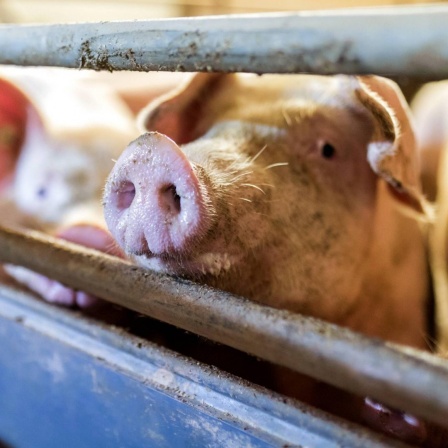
[412,81,448,359]
[0,67,139,228]
[0,68,138,305]
[412,80,448,202]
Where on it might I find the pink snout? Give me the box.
[104,132,210,256]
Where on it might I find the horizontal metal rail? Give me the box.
[0,225,447,429]
[0,5,447,77]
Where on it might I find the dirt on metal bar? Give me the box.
[0,7,447,77]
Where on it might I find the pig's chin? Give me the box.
[131,252,239,279]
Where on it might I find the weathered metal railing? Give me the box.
[0,5,446,77]
[0,225,447,429]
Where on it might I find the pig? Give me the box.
[0,67,137,305]
[103,73,430,349]
[412,85,448,447]
[0,67,139,227]
[101,73,438,444]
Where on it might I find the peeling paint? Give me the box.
[152,368,177,389]
[44,352,66,384]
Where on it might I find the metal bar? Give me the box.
[0,225,447,428]
[0,5,446,77]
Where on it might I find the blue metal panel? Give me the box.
[0,287,401,447]
[0,321,273,448]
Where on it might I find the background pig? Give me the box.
[104,73,430,349]
[412,80,448,202]
[412,82,448,359]
[0,67,139,227]
[0,67,138,306]
[411,82,448,353]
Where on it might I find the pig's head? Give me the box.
[12,107,123,225]
[103,74,427,332]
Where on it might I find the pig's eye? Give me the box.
[37,187,47,198]
[321,143,335,159]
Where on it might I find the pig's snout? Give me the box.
[104,132,211,256]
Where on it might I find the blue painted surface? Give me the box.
[0,288,396,448]
[0,316,285,447]
[0,315,274,448]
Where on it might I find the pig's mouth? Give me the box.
[131,251,238,279]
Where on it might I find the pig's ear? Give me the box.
[137,73,231,144]
[355,75,427,214]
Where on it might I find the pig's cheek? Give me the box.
[219,208,270,255]
[300,147,377,212]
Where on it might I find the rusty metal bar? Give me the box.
[0,225,447,428]
[0,5,446,77]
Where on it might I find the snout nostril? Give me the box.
[114,181,136,211]
[160,183,181,214]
